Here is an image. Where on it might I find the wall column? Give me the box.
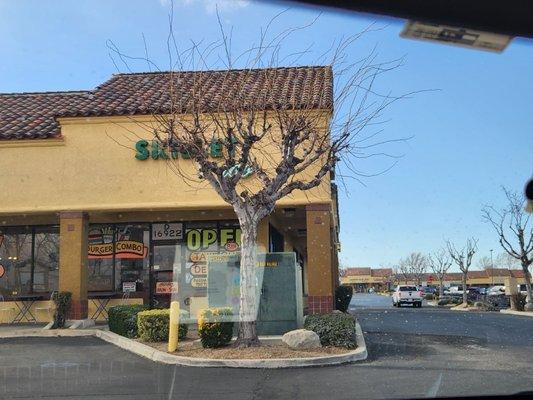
[59,211,89,320]
[306,204,334,314]
[257,217,269,253]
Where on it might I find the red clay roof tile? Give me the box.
[0,66,333,140]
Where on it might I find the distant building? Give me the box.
[340,267,528,292]
[340,267,393,292]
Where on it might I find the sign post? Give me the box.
[168,300,180,352]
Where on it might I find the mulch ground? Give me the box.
[139,338,353,359]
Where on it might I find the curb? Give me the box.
[0,329,94,339]
[95,323,367,368]
[0,323,368,369]
[500,309,533,318]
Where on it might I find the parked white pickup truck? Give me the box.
[392,285,423,308]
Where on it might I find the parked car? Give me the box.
[420,286,437,295]
[467,287,482,294]
[444,285,468,296]
[466,287,484,300]
[518,284,531,299]
[392,285,423,308]
[487,285,506,296]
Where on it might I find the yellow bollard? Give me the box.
[168,300,180,353]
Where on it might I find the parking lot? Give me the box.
[1,295,533,399]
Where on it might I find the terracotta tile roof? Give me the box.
[0,91,90,140]
[442,273,463,281]
[510,270,526,278]
[485,268,512,276]
[0,66,333,140]
[344,267,371,276]
[467,270,488,279]
[371,268,393,277]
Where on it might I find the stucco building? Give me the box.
[341,267,528,292]
[0,66,340,323]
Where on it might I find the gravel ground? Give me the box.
[142,339,351,359]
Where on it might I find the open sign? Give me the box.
[190,264,207,276]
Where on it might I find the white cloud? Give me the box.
[161,0,250,14]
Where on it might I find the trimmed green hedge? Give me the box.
[198,308,234,348]
[137,309,188,342]
[304,313,357,349]
[108,304,149,338]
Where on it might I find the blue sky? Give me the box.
[1,0,532,270]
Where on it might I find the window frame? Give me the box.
[0,225,59,297]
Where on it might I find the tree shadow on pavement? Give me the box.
[363,331,487,362]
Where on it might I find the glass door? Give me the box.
[151,243,182,308]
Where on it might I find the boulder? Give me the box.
[282,329,321,349]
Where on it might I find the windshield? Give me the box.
[0,1,532,400]
[399,286,418,292]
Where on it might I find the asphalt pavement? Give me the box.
[350,292,395,309]
[1,294,533,400]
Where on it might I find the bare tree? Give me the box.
[477,255,492,270]
[428,249,452,297]
[495,252,521,270]
[398,252,427,286]
[446,238,478,306]
[386,265,400,287]
[107,7,414,346]
[483,187,533,310]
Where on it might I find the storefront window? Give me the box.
[87,224,149,293]
[0,226,59,297]
[33,227,59,293]
[86,221,244,308]
[88,224,114,291]
[269,224,284,252]
[114,224,149,293]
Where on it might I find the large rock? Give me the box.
[282,329,321,349]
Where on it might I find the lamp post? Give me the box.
[490,249,494,286]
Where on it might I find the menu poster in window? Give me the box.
[156,281,179,294]
[152,223,183,241]
[122,282,137,292]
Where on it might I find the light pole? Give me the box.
[490,249,494,286]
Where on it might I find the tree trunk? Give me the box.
[439,278,444,298]
[234,218,261,347]
[523,263,533,312]
[462,273,468,306]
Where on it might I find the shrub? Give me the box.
[304,313,357,349]
[437,298,450,306]
[137,309,188,342]
[52,291,72,329]
[335,285,354,312]
[198,308,234,348]
[425,294,435,300]
[108,304,149,338]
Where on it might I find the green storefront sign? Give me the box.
[134,139,253,178]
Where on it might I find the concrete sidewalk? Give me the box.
[500,309,533,317]
[0,323,47,334]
